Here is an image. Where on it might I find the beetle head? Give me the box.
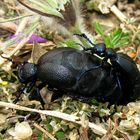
[94,43,106,57]
[17,62,37,83]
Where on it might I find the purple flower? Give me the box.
[11,33,47,44]
[27,34,47,43]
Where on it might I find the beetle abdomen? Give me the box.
[37,63,76,88]
[112,53,139,79]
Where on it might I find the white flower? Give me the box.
[8,122,32,140]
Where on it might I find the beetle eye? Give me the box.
[17,65,26,83]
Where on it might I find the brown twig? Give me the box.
[34,123,57,140]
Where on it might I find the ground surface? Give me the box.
[0,0,140,139]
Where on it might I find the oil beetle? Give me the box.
[4,33,140,106]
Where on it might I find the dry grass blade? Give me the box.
[110,5,127,23]
[117,129,131,140]
[17,0,64,18]
[0,101,110,136]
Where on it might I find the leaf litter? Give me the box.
[0,0,140,139]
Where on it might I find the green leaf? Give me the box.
[105,29,130,48]
[111,30,123,46]
[94,22,105,38]
[64,39,80,49]
[91,98,100,106]
[105,36,112,48]
[0,133,3,140]
[55,131,65,140]
[61,124,69,131]
[137,125,140,131]
[94,22,130,48]
[45,123,53,132]
[34,129,43,140]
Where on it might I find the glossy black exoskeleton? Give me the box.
[15,34,140,106]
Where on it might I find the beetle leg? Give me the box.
[75,43,86,50]
[103,57,124,101]
[25,82,36,93]
[13,82,35,103]
[111,68,124,99]
[115,73,123,91]
[29,82,46,108]
[47,85,55,91]
[37,82,46,89]
[35,88,45,108]
[13,84,27,103]
[46,85,64,101]
[51,90,64,101]
[67,92,91,103]
[75,43,97,55]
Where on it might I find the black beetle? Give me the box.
[14,34,140,106]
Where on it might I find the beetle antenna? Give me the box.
[0,54,15,64]
[74,33,96,47]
